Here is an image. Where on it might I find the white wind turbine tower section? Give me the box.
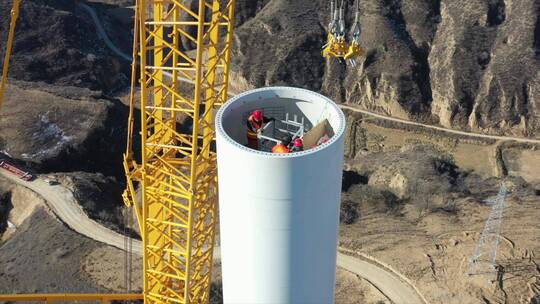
[215,87,346,304]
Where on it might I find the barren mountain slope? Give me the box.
[341,144,540,303]
[0,0,131,92]
[0,207,111,294]
[0,82,129,177]
[231,0,540,137]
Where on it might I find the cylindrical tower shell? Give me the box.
[215,87,346,304]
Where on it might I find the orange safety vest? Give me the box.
[272,144,290,154]
[247,114,263,139]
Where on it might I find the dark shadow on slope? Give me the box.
[381,0,433,114]
[0,192,13,236]
[535,4,540,57]
[487,0,506,27]
[340,199,359,225]
[342,170,368,192]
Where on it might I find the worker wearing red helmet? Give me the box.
[246,109,274,150]
[272,135,292,154]
[291,137,304,152]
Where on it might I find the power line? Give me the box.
[469,183,509,278]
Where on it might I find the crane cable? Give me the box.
[0,0,21,113]
[123,207,133,297]
[125,0,140,166]
[124,0,139,298]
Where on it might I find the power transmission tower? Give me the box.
[469,183,509,277]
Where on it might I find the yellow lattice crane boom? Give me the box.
[0,0,236,303]
[122,0,236,303]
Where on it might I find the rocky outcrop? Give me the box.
[179,0,271,51]
[430,0,539,136]
[349,144,468,210]
[231,0,540,137]
[232,0,327,90]
[0,0,131,92]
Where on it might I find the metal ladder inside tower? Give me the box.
[258,113,306,152]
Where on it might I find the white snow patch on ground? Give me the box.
[0,150,12,158]
[21,112,74,159]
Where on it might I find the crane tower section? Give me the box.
[125,0,235,303]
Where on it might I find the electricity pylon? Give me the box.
[469,183,509,277]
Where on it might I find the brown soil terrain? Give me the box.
[0,82,130,178]
[339,189,540,303]
[340,143,540,303]
[0,206,111,294]
[0,184,43,243]
[0,0,132,93]
[82,246,391,304]
[343,111,540,185]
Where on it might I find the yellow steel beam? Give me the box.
[130,1,235,303]
[0,0,21,113]
[0,293,143,302]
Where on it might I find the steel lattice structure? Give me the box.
[123,0,236,303]
[469,183,508,276]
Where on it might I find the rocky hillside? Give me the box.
[0,0,131,93]
[0,81,129,178]
[232,0,540,137]
[2,0,538,137]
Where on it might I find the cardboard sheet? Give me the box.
[303,119,335,149]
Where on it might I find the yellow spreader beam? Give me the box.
[322,0,365,67]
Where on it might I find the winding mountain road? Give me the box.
[337,253,426,303]
[0,170,143,255]
[338,104,540,144]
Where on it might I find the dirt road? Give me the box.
[0,170,143,255]
[337,253,426,304]
[339,104,540,144]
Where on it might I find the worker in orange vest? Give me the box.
[272,135,292,154]
[246,109,274,150]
